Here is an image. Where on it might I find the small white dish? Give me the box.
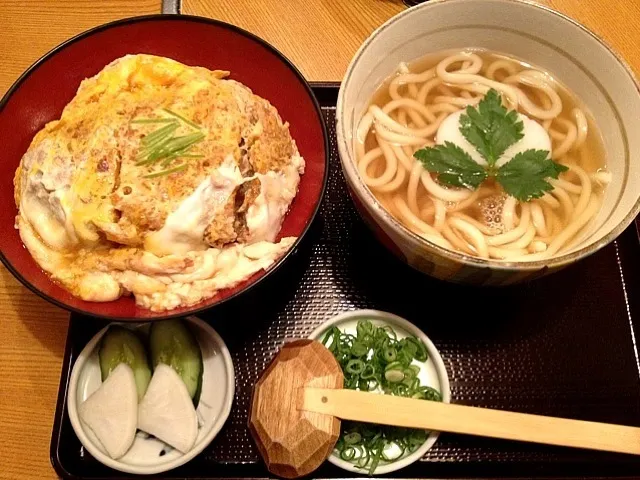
[68,316,235,475]
[308,309,451,475]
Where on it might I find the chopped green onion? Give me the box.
[162,108,201,129]
[350,341,368,358]
[343,432,361,445]
[384,361,403,372]
[368,445,382,475]
[139,130,177,153]
[160,153,182,167]
[407,430,427,451]
[136,141,165,162]
[359,378,378,391]
[382,441,406,462]
[403,339,418,357]
[141,121,179,145]
[419,386,442,401]
[406,337,428,362]
[360,333,374,346]
[167,132,205,151]
[360,364,376,379]
[403,368,417,380]
[131,118,176,124]
[356,320,374,338]
[382,347,396,362]
[404,377,420,390]
[136,134,178,164]
[139,135,204,165]
[380,325,397,340]
[323,319,441,473]
[393,384,410,396]
[346,359,365,375]
[384,369,404,383]
[133,110,205,177]
[340,446,357,461]
[142,163,187,178]
[356,448,370,468]
[322,327,340,349]
[160,146,198,167]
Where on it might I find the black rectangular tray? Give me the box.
[51,84,640,479]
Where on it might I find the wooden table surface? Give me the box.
[0,0,638,478]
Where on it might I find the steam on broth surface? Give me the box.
[356,49,610,261]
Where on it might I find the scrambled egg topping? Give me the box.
[14,54,305,311]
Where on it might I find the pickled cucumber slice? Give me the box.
[99,326,152,402]
[149,320,203,400]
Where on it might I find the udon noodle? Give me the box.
[356,50,610,261]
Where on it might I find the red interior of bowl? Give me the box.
[0,16,327,320]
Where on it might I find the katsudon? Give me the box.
[14,54,305,311]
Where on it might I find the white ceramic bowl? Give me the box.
[68,316,235,475]
[308,309,451,475]
[336,0,640,285]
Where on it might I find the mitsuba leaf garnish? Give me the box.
[414,88,567,202]
[459,89,524,166]
[496,149,568,202]
[413,142,487,190]
[132,108,204,179]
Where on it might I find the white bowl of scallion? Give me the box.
[308,309,450,475]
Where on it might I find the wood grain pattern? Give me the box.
[0,0,159,95]
[183,0,406,81]
[253,340,640,478]
[1,0,639,479]
[305,387,640,456]
[249,340,343,478]
[184,0,640,81]
[0,3,158,479]
[0,268,70,479]
[544,0,640,77]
